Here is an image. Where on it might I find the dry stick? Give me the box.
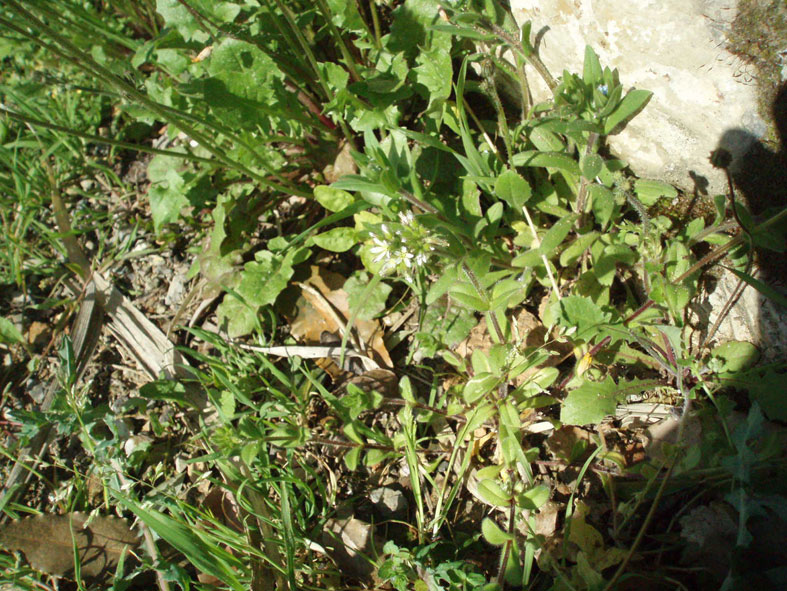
[48,184,211,591]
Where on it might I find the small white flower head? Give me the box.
[366,209,440,277]
[399,210,415,226]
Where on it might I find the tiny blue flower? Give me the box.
[598,84,609,97]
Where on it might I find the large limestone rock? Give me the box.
[510,0,787,362]
[510,0,783,197]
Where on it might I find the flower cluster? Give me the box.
[368,211,441,277]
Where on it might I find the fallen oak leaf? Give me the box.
[0,512,140,583]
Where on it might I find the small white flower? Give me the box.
[399,211,415,226]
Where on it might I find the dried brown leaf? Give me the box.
[0,512,140,582]
[289,266,392,368]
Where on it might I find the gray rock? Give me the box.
[510,0,775,196]
[369,486,408,520]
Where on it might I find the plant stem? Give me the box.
[461,262,506,344]
[314,0,362,83]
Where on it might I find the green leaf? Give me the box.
[490,278,527,310]
[743,370,787,422]
[429,23,495,41]
[344,446,362,471]
[140,380,198,409]
[312,227,358,252]
[726,266,787,307]
[477,479,511,508]
[634,179,677,206]
[712,341,761,373]
[603,89,652,134]
[511,213,578,269]
[649,275,691,321]
[481,518,512,546]
[589,184,615,229]
[206,39,288,126]
[494,169,532,210]
[561,376,650,425]
[156,0,204,41]
[450,285,489,312]
[0,317,24,345]
[540,213,579,253]
[580,153,603,180]
[463,373,498,403]
[426,265,458,305]
[147,155,187,233]
[237,251,294,308]
[556,295,611,340]
[560,232,599,267]
[314,186,355,212]
[517,484,550,510]
[416,299,475,356]
[215,294,257,338]
[413,36,452,109]
[511,151,580,175]
[345,273,392,320]
[582,45,602,87]
[268,424,310,448]
[326,0,365,31]
[593,244,636,286]
[597,84,623,119]
[113,496,244,590]
[529,125,566,152]
[386,0,445,59]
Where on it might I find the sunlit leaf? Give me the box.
[481,517,512,546]
[604,89,652,134]
[314,186,355,212]
[313,227,358,252]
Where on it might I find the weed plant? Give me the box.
[0,1,786,590]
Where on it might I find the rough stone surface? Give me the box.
[510,0,773,196]
[692,266,787,363]
[511,0,787,360]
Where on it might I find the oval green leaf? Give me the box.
[463,373,498,404]
[580,153,603,180]
[313,227,358,252]
[517,484,550,510]
[481,517,512,546]
[477,479,511,508]
[314,185,355,212]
